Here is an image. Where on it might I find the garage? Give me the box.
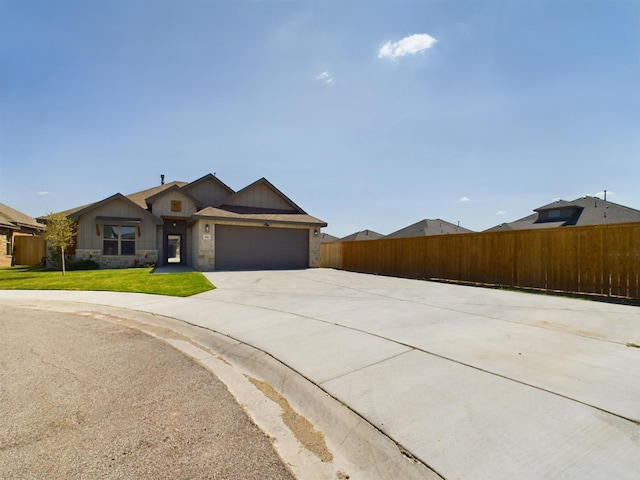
[215,225,309,270]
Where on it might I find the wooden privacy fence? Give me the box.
[321,223,640,300]
[13,235,46,266]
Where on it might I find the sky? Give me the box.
[1,0,639,237]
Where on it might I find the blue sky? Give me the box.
[1,0,638,236]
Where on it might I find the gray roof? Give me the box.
[385,219,473,239]
[484,196,640,232]
[320,232,340,243]
[340,229,384,242]
[49,174,327,228]
[0,203,45,231]
[192,206,326,227]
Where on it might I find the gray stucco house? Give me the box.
[57,174,327,270]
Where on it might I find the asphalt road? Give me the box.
[0,305,295,480]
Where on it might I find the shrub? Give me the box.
[68,259,100,271]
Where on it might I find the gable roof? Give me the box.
[0,203,45,231]
[126,181,187,209]
[385,219,473,239]
[484,196,640,231]
[340,229,384,242]
[182,173,235,196]
[218,177,306,213]
[67,193,163,225]
[144,184,203,208]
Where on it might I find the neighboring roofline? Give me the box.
[182,173,235,196]
[534,200,575,211]
[144,184,203,208]
[68,193,163,225]
[216,177,306,213]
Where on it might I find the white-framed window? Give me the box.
[103,225,136,255]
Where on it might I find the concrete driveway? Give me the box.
[1,269,639,479]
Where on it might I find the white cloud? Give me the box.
[378,33,437,60]
[594,191,615,199]
[459,196,471,202]
[315,71,333,84]
[37,191,51,195]
[496,211,506,215]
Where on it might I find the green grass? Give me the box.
[0,266,215,297]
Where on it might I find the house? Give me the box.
[0,203,46,267]
[319,232,340,243]
[385,219,473,239]
[53,174,327,271]
[340,229,384,242]
[484,196,640,232]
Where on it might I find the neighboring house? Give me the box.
[484,196,640,232]
[0,203,46,267]
[340,229,384,242]
[385,219,473,239]
[51,174,327,271]
[319,232,340,243]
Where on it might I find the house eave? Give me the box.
[188,213,327,228]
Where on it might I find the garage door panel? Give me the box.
[216,225,309,270]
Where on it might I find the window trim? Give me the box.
[103,224,136,256]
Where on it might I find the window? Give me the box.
[548,210,561,218]
[4,235,11,255]
[103,225,136,255]
[171,200,182,212]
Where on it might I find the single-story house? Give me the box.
[0,202,46,267]
[384,219,473,239]
[340,229,385,242]
[53,174,327,271]
[319,232,341,243]
[484,196,640,232]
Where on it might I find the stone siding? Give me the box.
[0,233,11,267]
[75,249,158,269]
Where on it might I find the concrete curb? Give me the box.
[3,300,440,480]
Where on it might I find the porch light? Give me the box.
[205,224,210,233]
[314,229,318,236]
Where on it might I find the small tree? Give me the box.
[44,213,77,276]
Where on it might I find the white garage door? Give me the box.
[216,225,309,270]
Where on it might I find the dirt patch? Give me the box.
[247,376,333,462]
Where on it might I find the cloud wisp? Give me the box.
[37,191,51,195]
[378,33,437,60]
[595,191,615,199]
[315,71,333,84]
[459,196,471,202]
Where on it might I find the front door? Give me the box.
[165,234,183,265]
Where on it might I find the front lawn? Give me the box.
[0,267,215,297]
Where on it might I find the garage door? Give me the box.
[216,225,309,270]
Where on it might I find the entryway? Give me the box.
[166,234,182,264]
